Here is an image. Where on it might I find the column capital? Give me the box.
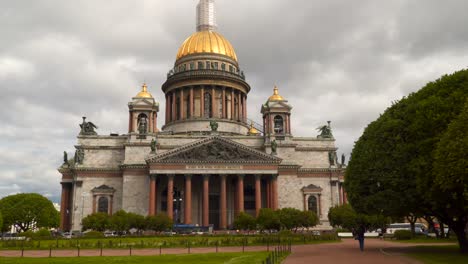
[237,174,245,179]
[255,174,262,180]
[271,174,278,180]
[185,174,192,180]
[203,174,210,180]
[167,174,174,180]
[150,174,158,180]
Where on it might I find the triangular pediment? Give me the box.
[132,98,155,106]
[147,136,282,164]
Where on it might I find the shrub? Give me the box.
[83,231,104,238]
[34,228,52,239]
[394,230,412,240]
[233,212,256,230]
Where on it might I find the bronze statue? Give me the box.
[210,120,218,132]
[79,117,98,135]
[271,140,278,155]
[317,121,333,139]
[63,151,68,165]
[150,138,157,153]
[341,153,346,165]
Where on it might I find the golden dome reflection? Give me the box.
[135,83,153,98]
[176,31,238,62]
[268,86,285,101]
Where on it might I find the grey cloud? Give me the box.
[1,0,468,201]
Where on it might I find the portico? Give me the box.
[146,136,281,229]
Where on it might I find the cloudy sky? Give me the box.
[1,0,467,203]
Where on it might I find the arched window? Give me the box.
[137,113,148,134]
[308,196,318,215]
[98,197,109,214]
[175,97,181,120]
[186,95,190,118]
[204,92,212,118]
[234,98,239,121]
[274,115,284,134]
[218,94,223,118]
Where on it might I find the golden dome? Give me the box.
[248,122,260,135]
[268,86,285,101]
[176,31,238,62]
[135,83,153,98]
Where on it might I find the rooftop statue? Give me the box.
[271,139,278,155]
[63,151,68,165]
[79,117,98,136]
[317,121,333,139]
[150,138,157,153]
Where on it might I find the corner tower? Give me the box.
[162,0,251,135]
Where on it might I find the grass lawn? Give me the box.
[406,245,468,264]
[391,237,457,244]
[0,234,339,250]
[0,252,270,264]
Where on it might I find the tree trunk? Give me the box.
[453,223,468,254]
[424,216,438,239]
[406,216,417,236]
[440,223,446,238]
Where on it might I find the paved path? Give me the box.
[283,239,444,264]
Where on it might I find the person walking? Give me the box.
[356,225,366,252]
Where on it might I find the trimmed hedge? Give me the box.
[394,230,412,240]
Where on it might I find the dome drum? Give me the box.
[163,119,249,135]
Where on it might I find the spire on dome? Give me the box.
[197,0,217,32]
[135,83,153,98]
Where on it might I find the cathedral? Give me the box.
[59,0,346,231]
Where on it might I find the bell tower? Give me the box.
[128,83,159,135]
[261,86,293,138]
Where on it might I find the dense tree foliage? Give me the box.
[82,213,109,232]
[0,193,59,232]
[433,101,468,249]
[233,212,256,230]
[109,210,130,232]
[256,209,280,231]
[0,210,3,232]
[328,205,389,231]
[145,213,173,232]
[345,69,468,252]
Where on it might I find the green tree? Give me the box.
[278,208,302,230]
[256,208,280,231]
[145,213,173,232]
[0,210,3,232]
[433,100,468,251]
[82,213,110,232]
[328,204,358,230]
[344,69,468,252]
[233,212,256,230]
[127,213,146,233]
[109,210,130,233]
[298,211,319,230]
[0,193,59,232]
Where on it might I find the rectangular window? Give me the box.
[214,62,219,70]
[206,61,211,69]
[198,62,204,69]
[190,62,195,70]
[229,65,234,72]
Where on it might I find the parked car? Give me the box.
[104,231,118,237]
[386,223,427,235]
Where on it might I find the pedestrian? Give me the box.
[356,225,366,252]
